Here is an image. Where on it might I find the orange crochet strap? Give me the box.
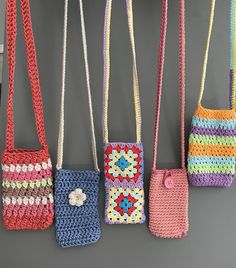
[6,0,47,151]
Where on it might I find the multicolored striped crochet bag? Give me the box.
[187,0,236,187]
[149,0,189,238]
[2,0,54,230]
[54,0,101,248]
[103,0,145,224]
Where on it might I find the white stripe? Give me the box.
[3,194,54,206]
[2,159,52,172]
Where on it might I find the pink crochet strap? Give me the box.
[6,0,47,151]
[152,0,186,170]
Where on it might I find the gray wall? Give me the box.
[0,0,5,82]
[1,1,236,268]
[0,0,5,44]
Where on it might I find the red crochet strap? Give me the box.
[6,0,47,151]
[152,0,186,169]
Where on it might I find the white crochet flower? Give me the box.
[68,188,86,207]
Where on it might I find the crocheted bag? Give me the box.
[2,0,54,230]
[149,0,189,238]
[103,0,145,224]
[187,0,236,187]
[55,0,101,248]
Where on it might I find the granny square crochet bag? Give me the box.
[2,0,54,230]
[54,0,101,248]
[187,0,236,187]
[103,0,145,224]
[149,0,189,238]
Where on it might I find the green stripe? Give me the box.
[188,164,235,174]
[2,178,53,189]
[189,134,236,146]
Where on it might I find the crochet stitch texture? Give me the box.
[187,0,236,187]
[55,0,101,247]
[55,170,101,248]
[149,169,188,238]
[104,143,145,224]
[2,0,54,230]
[148,0,188,238]
[2,149,54,230]
[230,0,235,108]
[188,106,236,187]
[103,0,145,225]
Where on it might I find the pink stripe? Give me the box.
[2,168,52,182]
[3,202,54,218]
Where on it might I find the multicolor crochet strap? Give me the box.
[188,0,236,187]
[2,0,54,230]
[55,0,100,248]
[149,0,189,238]
[230,0,236,108]
[103,0,145,224]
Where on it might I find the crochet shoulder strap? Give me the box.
[198,0,236,108]
[56,0,99,171]
[152,0,185,170]
[103,0,142,144]
[230,0,236,108]
[6,0,47,151]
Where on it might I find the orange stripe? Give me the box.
[188,143,236,157]
[195,105,236,120]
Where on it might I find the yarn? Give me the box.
[149,169,188,238]
[103,0,145,225]
[55,0,100,248]
[230,0,236,108]
[187,0,236,187]
[149,0,189,239]
[2,149,54,230]
[188,107,236,187]
[2,0,54,230]
[55,170,100,248]
[104,143,145,224]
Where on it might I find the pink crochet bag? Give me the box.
[149,0,189,238]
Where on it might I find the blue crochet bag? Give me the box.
[55,170,100,247]
[55,0,101,248]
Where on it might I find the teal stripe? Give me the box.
[192,116,236,129]
[188,156,235,165]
